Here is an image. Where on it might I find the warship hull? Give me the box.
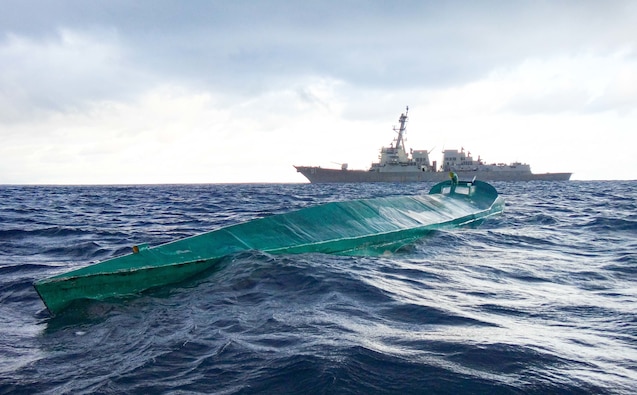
[295,166,572,183]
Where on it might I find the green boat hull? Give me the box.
[34,180,504,315]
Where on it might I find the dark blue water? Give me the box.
[1,181,636,394]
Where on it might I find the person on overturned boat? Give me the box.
[449,172,458,193]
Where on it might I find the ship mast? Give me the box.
[394,106,409,151]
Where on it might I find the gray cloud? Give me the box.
[1,1,636,119]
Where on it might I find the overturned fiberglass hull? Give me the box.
[34,179,504,315]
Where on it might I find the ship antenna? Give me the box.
[393,106,409,151]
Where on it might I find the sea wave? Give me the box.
[0,181,636,394]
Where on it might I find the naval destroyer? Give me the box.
[295,107,571,183]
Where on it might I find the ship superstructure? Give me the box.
[368,107,435,174]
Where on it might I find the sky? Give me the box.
[1,0,636,184]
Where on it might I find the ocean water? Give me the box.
[0,181,635,394]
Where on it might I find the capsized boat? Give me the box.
[294,106,572,183]
[34,179,504,315]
